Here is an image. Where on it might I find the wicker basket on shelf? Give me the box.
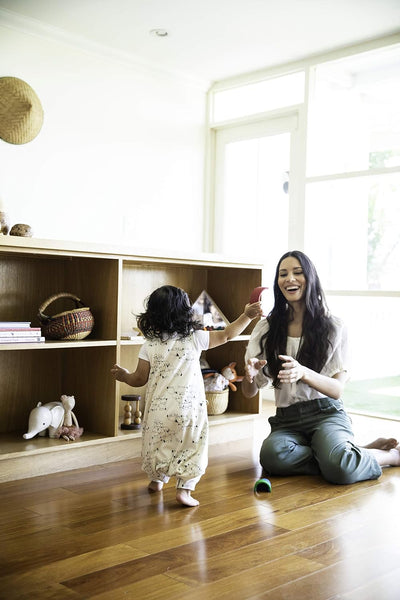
[38,292,94,340]
[206,388,229,415]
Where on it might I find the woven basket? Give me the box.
[206,388,229,415]
[38,293,94,340]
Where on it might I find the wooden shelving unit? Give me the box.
[0,237,262,482]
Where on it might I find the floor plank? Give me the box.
[1,402,400,600]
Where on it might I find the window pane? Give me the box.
[305,173,400,291]
[327,295,399,380]
[307,44,400,176]
[327,294,400,418]
[219,133,290,261]
[213,72,304,122]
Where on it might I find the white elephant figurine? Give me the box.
[23,401,65,439]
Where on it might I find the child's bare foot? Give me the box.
[176,489,199,507]
[148,481,163,493]
[362,437,398,450]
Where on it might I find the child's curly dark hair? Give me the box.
[137,285,200,340]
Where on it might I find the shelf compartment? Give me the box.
[0,345,117,438]
[121,261,261,336]
[0,252,119,340]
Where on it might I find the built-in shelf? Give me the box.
[0,236,263,482]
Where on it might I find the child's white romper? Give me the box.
[139,330,209,490]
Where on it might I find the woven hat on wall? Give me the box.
[0,76,44,145]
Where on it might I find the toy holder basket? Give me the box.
[38,292,94,340]
[206,388,229,415]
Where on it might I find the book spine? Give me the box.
[0,323,31,328]
[0,337,45,344]
[0,329,41,337]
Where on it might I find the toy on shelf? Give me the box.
[23,400,65,440]
[56,395,83,441]
[192,290,229,330]
[220,362,244,392]
[201,358,244,415]
[121,394,142,430]
[23,394,83,441]
[202,359,244,393]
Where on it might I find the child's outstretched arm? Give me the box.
[111,358,150,387]
[208,302,262,349]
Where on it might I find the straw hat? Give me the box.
[0,76,44,144]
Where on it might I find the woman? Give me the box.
[242,251,400,484]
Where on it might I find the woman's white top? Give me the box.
[245,316,349,407]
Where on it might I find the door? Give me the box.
[213,113,300,282]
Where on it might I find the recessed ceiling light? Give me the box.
[150,29,168,38]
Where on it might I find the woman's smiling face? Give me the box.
[278,256,307,304]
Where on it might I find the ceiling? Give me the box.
[0,0,400,86]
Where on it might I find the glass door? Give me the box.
[213,114,300,283]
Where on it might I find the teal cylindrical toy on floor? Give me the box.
[253,477,272,493]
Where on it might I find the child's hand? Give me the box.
[111,364,129,383]
[245,358,267,382]
[244,301,263,319]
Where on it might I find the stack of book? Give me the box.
[0,322,45,344]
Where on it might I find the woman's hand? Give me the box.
[245,357,267,383]
[278,354,305,383]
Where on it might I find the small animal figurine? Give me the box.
[56,395,83,441]
[23,401,65,439]
[203,371,229,392]
[220,362,244,392]
[201,360,244,393]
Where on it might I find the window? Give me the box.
[305,173,400,291]
[307,45,400,176]
[208,39,400,419]
[213,117,296,266]
[212,71,305,122]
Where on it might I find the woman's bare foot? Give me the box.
[176,488,199,507]
[362,437,398,450]
[369,445,400,467]
[148,481,163,493]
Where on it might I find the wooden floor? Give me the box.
[2,403,400,600]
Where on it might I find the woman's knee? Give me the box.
[317,444,375,484]
[260,435,314,474]
[320,463,358,485]
[259,437,280,470]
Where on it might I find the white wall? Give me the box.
[0,24,206,252]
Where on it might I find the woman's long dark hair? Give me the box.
[260,251,334,387]
[137,285,199,340]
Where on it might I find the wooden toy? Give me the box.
[121,394,142,430]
